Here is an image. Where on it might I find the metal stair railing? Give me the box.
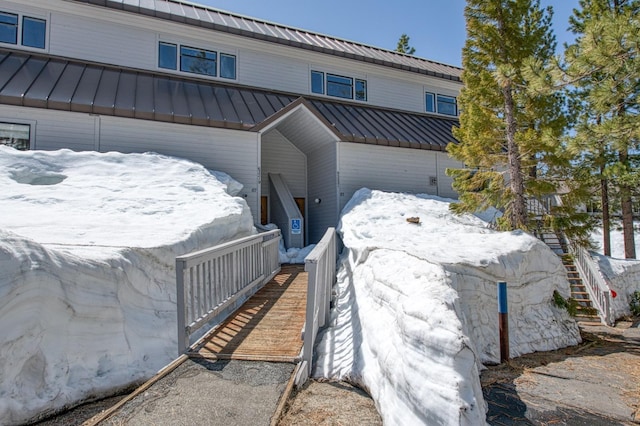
[528,196,614,326]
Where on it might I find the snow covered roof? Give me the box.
[0,48,458,151]
[69,0,462,82]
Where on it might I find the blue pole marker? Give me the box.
[498,281,508,314]
[497,281,509,362]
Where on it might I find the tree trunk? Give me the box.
[600,176,611,257]
[619,150,636,259]
[503,84,527,229]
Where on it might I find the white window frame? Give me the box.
[156,37,237,82]
[425,91,458,116]
[310,68,368,102]
[0,8,48,52]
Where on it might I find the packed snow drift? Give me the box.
[0,147,255,424]
[590,226,640,318]
[313,189,581,425]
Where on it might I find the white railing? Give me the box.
[295,227,337,387]
[569,242,615,326]
[528,195,614,325]
[175,230,281,354]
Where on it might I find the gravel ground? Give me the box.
[29,318,638,426]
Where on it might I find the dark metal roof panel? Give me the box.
[0,49,457,151]
[48,63,85,110]
[183,81,207,125]
[24,60,66,108]
[169,79,191,124]
[68,0,462,81]
[0,56,47,105]
[113,71,137,117]
[0,53,26,89]
[309,99,458,149]
[134,73,155,120]
[71,66,102,113]
[93,68,120,115]
[197,85,224,125]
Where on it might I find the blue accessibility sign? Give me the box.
[291,218,301,234]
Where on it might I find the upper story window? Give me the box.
[0,122,30,150]
[0,11,46,49]
[311,71,367,102]
[426,92,458,116]
[158,42,236,80]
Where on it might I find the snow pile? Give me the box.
[590,226,640,318]
[590,225,640,260]
[594,255,640,318]
[314,189,580,425]
[0,147,254,424]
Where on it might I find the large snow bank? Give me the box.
[590,226,640,318]
[0,147,254,424]
[314,189,580,425]
[594,255,640,318]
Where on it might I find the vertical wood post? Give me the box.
[498,281,509,363]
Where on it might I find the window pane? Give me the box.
[22,16,46,48]
[220,53,236,79]
[437,95,457,116]
[355,79,367,101]
[425,92,435,112]
[0,12,17,45]
[158,42,177,69]
[311,71,324,94]
[0,122,30,150]
[180,46,216,76]
[326,74,352,99]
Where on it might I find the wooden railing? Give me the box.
[569,242,614,325]
[175,230,281,354]
[295,227,337,387]
[529,195,614,325]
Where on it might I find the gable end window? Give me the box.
[426,92,458,116]
[311,71,367,102]
[0,11,46,49]
[158,41,236,80]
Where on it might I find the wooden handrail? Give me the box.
[295,227,337,387]
[175,230,281,354]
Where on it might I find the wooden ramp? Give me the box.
[191,265,307,363]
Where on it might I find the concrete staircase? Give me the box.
[537,230,600,322]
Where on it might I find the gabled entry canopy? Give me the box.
[0,48,458,150]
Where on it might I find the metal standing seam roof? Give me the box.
[68,0,463,82]
[0,49,458,150]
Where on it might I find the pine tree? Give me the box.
[448,0,568,231]
[562,0,640,258]
[395,34,416,55]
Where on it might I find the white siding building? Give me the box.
[0,0,464,245]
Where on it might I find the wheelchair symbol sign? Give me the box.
[291,218,301,234]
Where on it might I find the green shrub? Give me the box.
[630,291,640,316]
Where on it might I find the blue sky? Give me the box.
[196,1,581,67]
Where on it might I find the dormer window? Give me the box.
[311,71,367,101]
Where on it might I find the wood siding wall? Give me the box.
[307,143,338,244]
[337,143,461,211]
[260,130,307,200]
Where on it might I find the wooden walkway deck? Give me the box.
[191,265,307,363]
